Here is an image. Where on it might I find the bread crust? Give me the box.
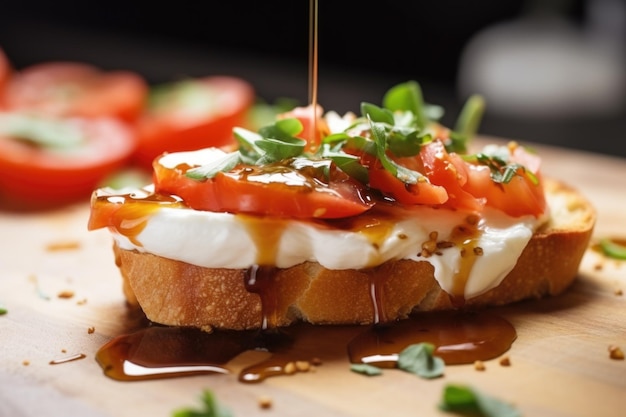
[113,178,595,331]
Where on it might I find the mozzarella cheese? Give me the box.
[104,145,544,300]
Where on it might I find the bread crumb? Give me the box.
[615,288,623,296]
[45,241,81,252]
[310,357,323,366]
[295,360,310,372]
[87,326,95,334]
[258,395,272,409]
[61,349,67,353]
[284,362,297,375]
[499,356,511,366]
[474,360,486,371]
[57,290,75,299]
[22,360,30,366]
[608,345,625,360]
[594,262,603,271]
[76,298,88,305]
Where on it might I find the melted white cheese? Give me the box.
[108,185,541,299]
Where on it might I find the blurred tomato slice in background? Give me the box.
[132,75,255,170]
[0,112,137,210]
[0,61,148,123]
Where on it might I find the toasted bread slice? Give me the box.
[112,178,595,331]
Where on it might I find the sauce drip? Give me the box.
[95,311,516,383]
[244,265,281,330]
[88,190,185,245]
[448,214,483,306]
[348,311,516,367]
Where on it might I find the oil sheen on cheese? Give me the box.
[97,149,542,301]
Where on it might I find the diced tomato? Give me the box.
[0,48,11,97]
[0,114,137,210]
[152,155,373,219]
[0,62,148,123]
[461,145,546,218]
[367,158,449,206]
[419,139,484,212]
[133,76,255,170]
[278,105,328,152]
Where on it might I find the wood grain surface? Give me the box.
[1,137,625,417]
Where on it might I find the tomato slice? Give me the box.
[419,139,484,212]
[133,76,255,170]
[152,151,374,219]
[0,48,11,97]
[461,145,547,218]
[278,105,328,152]
[1,61,148,123]
[0,114,137,210]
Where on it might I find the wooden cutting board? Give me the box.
[1,137,625,417]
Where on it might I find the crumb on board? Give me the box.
[258,395,273,409]
[57,290,75,299]
[22,360,30,366]
[87,326,95,334]
[499,356,511,366]
[76,298,88,305]
[474,360,486,371]
[608,345,625,360]
[615,288,623,296]
[45,241,81,252]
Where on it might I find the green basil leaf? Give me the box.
[600,239,626,260]
[255,137,306,163]
[350,363,383,376]
[439,384,521,417]
[259,117,304,140]
[186,151,241,180]
[323,151,369,184]
[361,102,395,125]
[172,390,234,417]
[382,80,426,129]
[370,120,424,184]
[452,94,485,154]
[397,342,445,379]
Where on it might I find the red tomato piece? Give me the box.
[0,48,12,97]
[367,159,449,206]
[133,76,255,170]
[0,115,137,210]
[152,155,374,219]
[462,145,547,218]
[278,105,328,152]
[419,139,484,212]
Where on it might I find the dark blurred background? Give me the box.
[1,0,624,157]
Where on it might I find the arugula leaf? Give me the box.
[350,363,383,376]
[172,390,234,417]
[449,94,485,154]
[397,342,445,379]
[382,80,427,129]
[232,119,306,165]
[369,119,425,185]
[186,151,241,180]
[439,384,521,417]
[322,150,369,184]
[361,102,395,125]
[600,239,626,260]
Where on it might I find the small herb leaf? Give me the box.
[439,384,521,417]
[600,239,626,260]
[350,363,383,376]
[172,390,234,417]
[397,342,445,379]
[186,151,241,180]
